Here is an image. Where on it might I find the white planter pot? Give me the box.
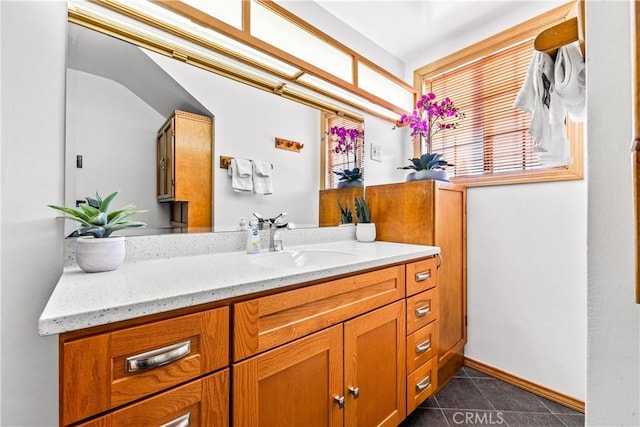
[406,169,449,182]
[76,236,126,273]
[356,223,376,242]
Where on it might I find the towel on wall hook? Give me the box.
[228,158,253,192]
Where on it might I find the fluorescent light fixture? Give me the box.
[250,0,353,84]
[80,0,302,78]
[181,0,243,29]
[298,74,401,120]
[68,0,407,122]
[358,62,414,110]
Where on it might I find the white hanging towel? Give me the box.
[514,51,572,166]
[554,42,586,122]
[252,160,273,195]
[228,158,253,192]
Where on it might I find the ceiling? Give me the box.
[307,0,567,63]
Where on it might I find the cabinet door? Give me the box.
[77,369,229,427]
[233,325,344,427]
[344,301,406,427]
[157,117,174,200]
[434,183,466,381]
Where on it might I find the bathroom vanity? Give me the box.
[40,238,441,426]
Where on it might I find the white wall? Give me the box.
[67,69,169,230]
[147,53,322,230]
[0,0,3,418]
[361,113,412,187]
[466,182,587,399]
[1,1,66,425]
[586,2,639,425]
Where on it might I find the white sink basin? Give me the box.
[250,249,357,268]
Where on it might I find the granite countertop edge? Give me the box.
[39,240,439,336]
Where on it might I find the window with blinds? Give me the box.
[324,115,364,189]
[415,4,583,186]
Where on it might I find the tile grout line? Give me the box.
[468,376,499,412]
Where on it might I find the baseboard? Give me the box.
[464,357,585,413]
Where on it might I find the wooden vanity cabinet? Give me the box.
[157,110,213,231]
[59,307,229,426]
[76,369,229,427]
[367,181,466,389]
[232,267,407,427]
[405,257,439,412]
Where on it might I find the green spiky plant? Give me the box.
[337,200,353,224]
[48,191,146,238]
[399,153,453,171]
[354,196,371,224]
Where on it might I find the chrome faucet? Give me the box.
[268,213,289,251]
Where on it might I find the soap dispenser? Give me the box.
[246,218,261,254]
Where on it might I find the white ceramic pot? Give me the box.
[356,223,376,242]
[405,169,449,182]
[337,180,364,189]
[76,236,126,273]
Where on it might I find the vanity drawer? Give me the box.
[407,321,438,374]
[61,307,229,426]
[406,287,437,334]
[233,265,405,360]
[407,356,438,413]
[406,256,438,296]
[77,369,229,427]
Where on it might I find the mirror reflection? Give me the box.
[66,23,333,234]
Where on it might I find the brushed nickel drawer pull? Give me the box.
[416,338,431,354]
[415,270,431,282]
[160,412,190,427]
[415,302,431,317]
[334,395,345,409]
[126,340,191,373]
[416,375,431,392]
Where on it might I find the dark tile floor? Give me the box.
[401,366,585,427]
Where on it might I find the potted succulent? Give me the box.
[337,200,354,226]
[48,191,146,273]
[397,92,464,182]
[399,152,453,182]
[329,126,364,188]
[354,196,375,242]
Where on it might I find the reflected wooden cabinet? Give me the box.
[233,302,406,427]
[367,180,467,389]
[157,110,213,231]
[319,187,365,226]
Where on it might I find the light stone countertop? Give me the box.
[39,239,439,336]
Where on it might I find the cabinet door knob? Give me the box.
[125,340,191,373]
[416,338,431,354]
[416,375,432,392]
[334,395,345,409]
[348,386,360,399]
[415,302,431,317]
[160,412,190,427]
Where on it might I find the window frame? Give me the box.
[412,1,583,187]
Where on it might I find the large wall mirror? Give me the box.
[66,22,351,235]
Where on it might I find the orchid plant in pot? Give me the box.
[397,92,465,182]
[329,126,364,188]
[49,191,146,273]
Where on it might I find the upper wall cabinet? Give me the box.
[157,110,213,231]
